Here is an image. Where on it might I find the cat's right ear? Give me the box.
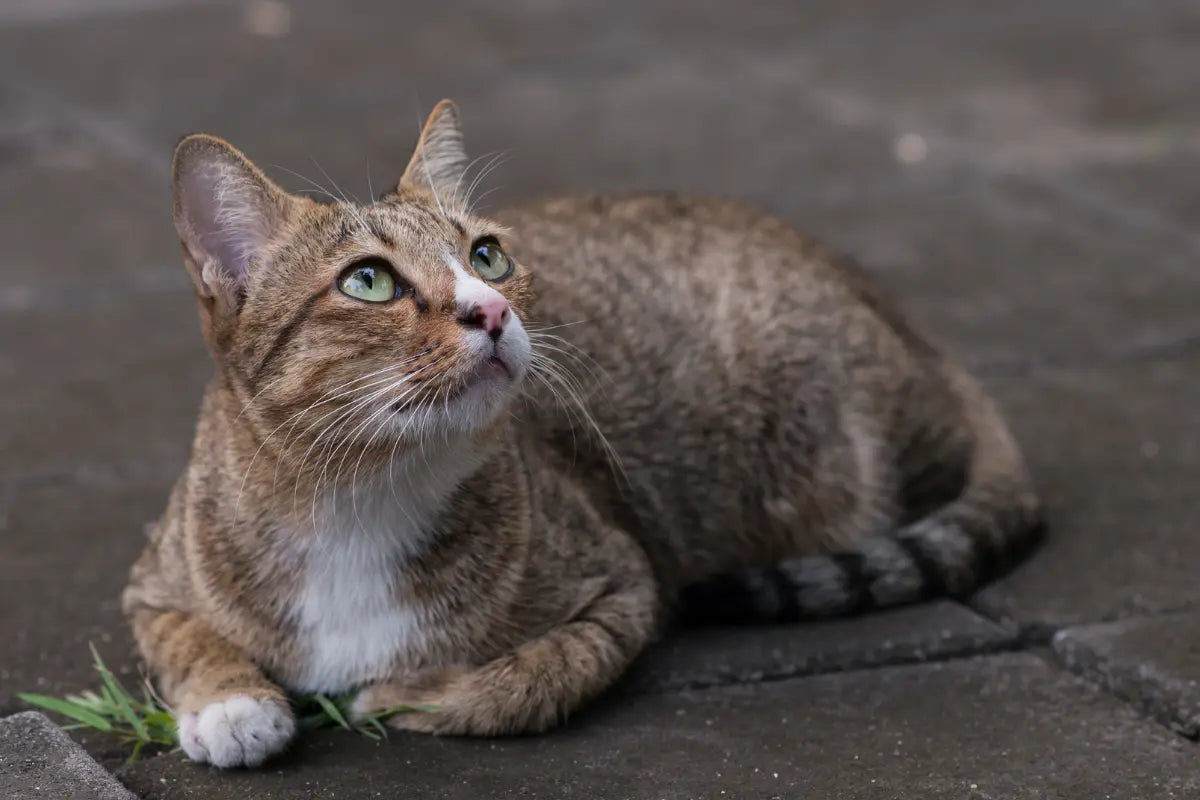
[172,134,293,315]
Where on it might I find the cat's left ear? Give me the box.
[172,134,294,314]
[399,100,468,200]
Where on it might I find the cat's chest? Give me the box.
[287,526,431,694]
[279,448,487,694]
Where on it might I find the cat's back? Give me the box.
[498,194,942,582]
[497,192,930,374]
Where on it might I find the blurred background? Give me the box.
[2,0,1198,797]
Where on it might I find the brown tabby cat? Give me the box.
[122,100,1041,768]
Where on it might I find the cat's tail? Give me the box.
[679,372,1043,623]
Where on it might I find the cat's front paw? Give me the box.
[350,666,468,735]
[177,695,295,768]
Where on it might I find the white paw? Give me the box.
[177,695,296,768]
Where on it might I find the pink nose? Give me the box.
[458,295,510,341]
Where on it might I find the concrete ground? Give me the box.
[2,0,1199,796]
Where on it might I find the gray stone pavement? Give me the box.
[1,0,1198,796]
[0,712,135,800]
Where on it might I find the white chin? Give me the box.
[454,368,524,431]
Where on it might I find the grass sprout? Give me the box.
[19,644,428,762]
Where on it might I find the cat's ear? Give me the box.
[399,100,468,200]
[172,134,293,312]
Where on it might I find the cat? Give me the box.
[122,100,1041,768]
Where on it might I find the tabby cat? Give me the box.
[122,100,1041,768]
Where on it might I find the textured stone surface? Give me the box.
[120,655,1200,800]
[0,712,135,800]
[975,357,1200,627]
[0,477,166,711]
[628,602,1014,693]
[1055,613,1200,738]
[0,292,206,480]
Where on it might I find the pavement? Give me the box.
[1,0,1198,797]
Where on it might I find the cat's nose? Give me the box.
[457,295,510,341]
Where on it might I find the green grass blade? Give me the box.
[17,693,113,731]
[142,711,174,729]
[298,712,330,731]
[312,694,351,730]
[363,716,388,739]
[353,722,382,740]
[90,644,149,741]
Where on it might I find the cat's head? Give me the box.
[172,101,533,453]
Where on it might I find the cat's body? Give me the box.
[123,102,1040,768]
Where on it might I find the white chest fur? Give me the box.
[287,447,483,694]
[291,522,425,693]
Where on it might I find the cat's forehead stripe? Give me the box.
[365,218,396,250]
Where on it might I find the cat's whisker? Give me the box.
[274,353,430,466]
[268,355,431,495]
[441,381,453,443]
[304,361,441,525]
[528,337,609,389]
[293,365,430,522]
[529,354,629,488]
[456,151,503,205]
[529,349,600,405]
[523,319,590,334]
[381,381,439,518]
[414,385,440,475]
[299,377,405,527]
[467,185,503,213]
[271,164,341,205]
[310,157,371,232]
[450,150,503,216]
[329,383,413,529]
[309,389,399,531]
[272,163,369,233]
[317,358,442,508]
[526,365,579,461]
[233,356,427,526]
[230,372,291,425]
[337,376,441,531]
[462,153,509,214]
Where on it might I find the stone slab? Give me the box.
[0,711,134,800]
[786,169,1200,374]
[0,292,207,480]
[628,601,1014,694]
[0,154,182,303]
[120,654,1200,799]
[974,356,1200,627]
[1054,612,1200,738]
[0,477,168,712]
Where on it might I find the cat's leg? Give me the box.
[128,609,295,767]
[352,531,659,736]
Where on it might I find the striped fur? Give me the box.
[680,378,1043,623]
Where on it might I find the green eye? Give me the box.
[338,261,396,302]
[470,238,512,281]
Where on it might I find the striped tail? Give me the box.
[680,379,1043,623]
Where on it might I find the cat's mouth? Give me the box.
[390,355,513,413]
[480,355,513,379]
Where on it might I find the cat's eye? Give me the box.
[470,238,512,282]
[338,261,397,303]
